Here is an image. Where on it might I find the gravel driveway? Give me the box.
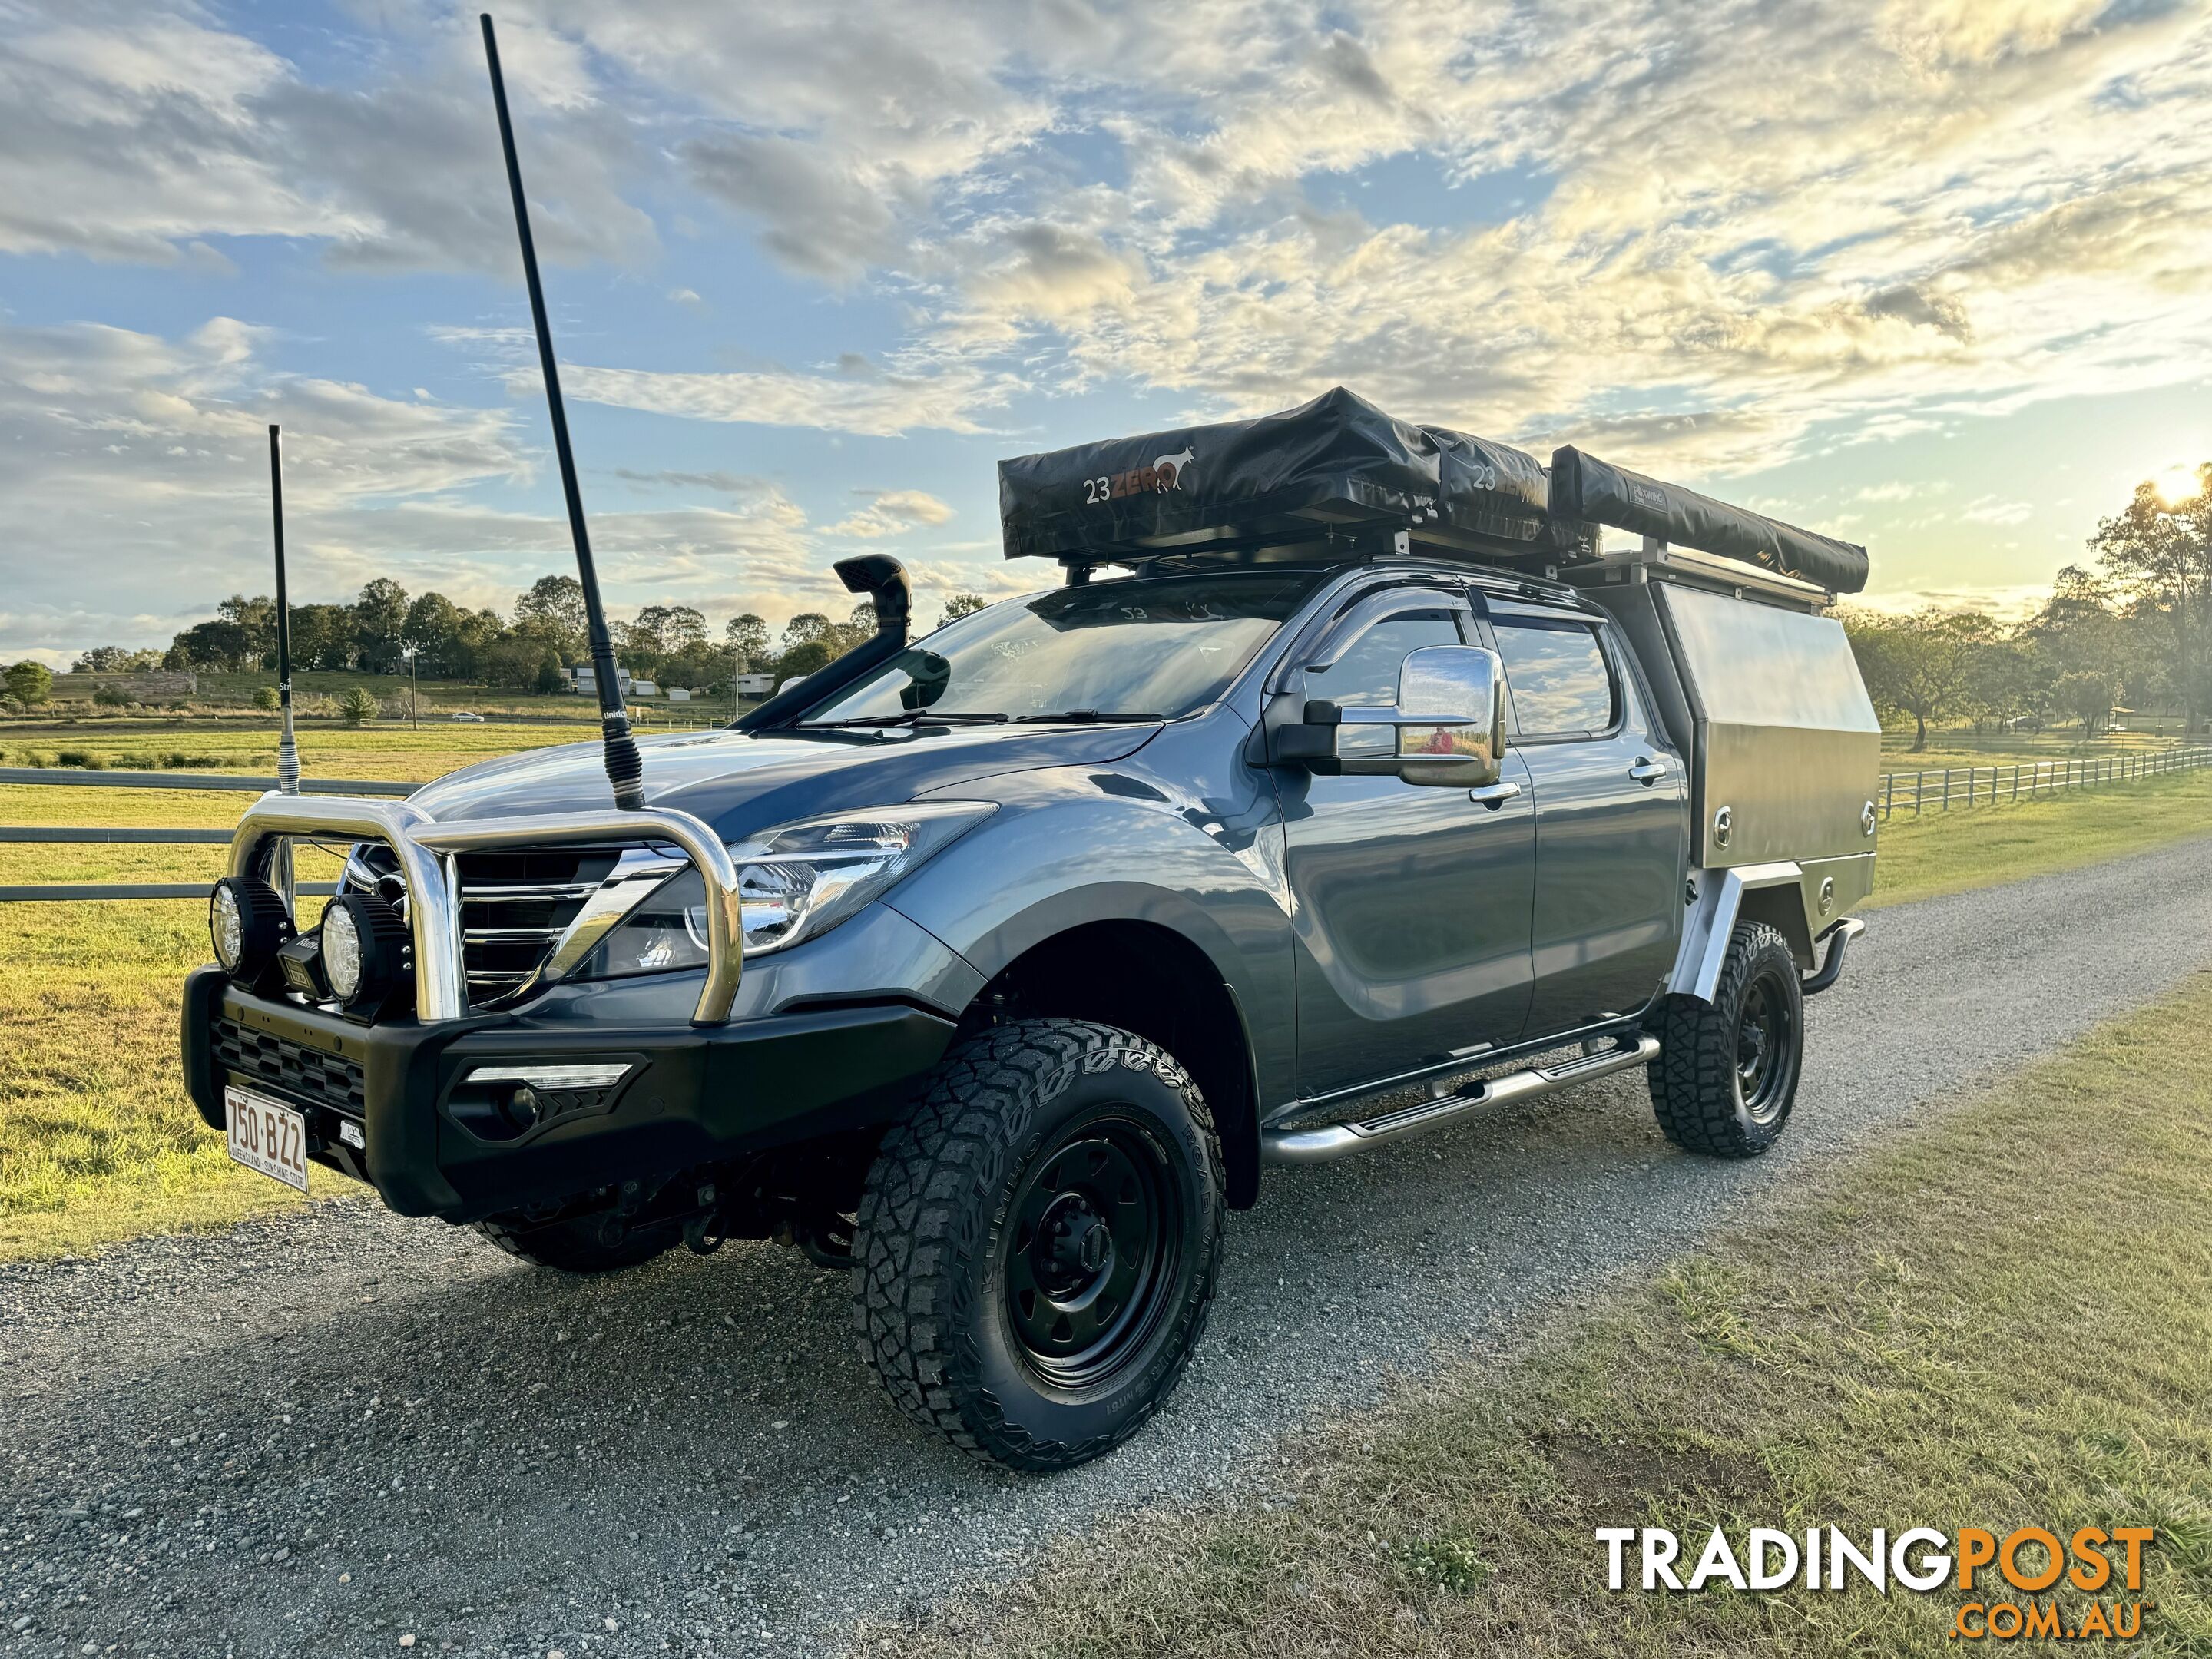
[6,836,2210,1659]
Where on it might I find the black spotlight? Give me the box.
[319,892,413,1017]
[209,876,293,982]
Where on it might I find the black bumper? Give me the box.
[180,965,955,1223]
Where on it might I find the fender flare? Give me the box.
[1671,862,1807,1003]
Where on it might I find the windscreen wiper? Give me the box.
[798,710,1011,728]
[1012,710,1161,723]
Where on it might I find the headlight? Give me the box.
[576,801,994,979]
[210,875,292,978]
[319,892,412,1012]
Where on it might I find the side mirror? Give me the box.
[1392,645,1507,786]
[1274,644,1506,788]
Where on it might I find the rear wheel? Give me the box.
[854,1018,1224,1471]
[1647,920,1803,1158]
[474,1210,677,1274]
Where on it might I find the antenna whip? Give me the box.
[480,12,645,810]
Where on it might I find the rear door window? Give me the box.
[1492,618,1615,738]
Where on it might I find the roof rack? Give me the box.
[1558,535,1834,613]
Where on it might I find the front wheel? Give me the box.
[854,1018,1224,1471]
[1647,920,1804,1157]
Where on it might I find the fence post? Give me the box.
[1942,767,1952,811]
[1914,770,1924,816]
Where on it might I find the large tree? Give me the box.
[165,618,255,671]
[5,661,54,706]
[1845,606,1998,751]
[938,591,987,628]
[216,594,279,667]
[2089,465,2212,733]
[724,614,770,672]
[512,574,588,661]
[288,604,356,671]
[352,578,411,673]
[403,591,501,678]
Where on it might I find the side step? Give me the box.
[1260,1032,1661,1166]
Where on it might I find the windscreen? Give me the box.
[802,571,1323,724]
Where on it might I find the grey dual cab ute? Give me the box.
[183,389,1880,1472]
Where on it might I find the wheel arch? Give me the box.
[959,916,1267,1210]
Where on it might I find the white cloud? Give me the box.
[824,489,956,538]
[1959,495,2035,526]
[0,314,999,657]
[9,0,2212,651]
[0,0,653,271]
[545,360,1018,438]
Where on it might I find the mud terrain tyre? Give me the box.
[474,1212,677,1274]
[855,1018,1224,1472]
[1647,920,1803,1158]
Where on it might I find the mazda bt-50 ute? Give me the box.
[183,388,1879,1469]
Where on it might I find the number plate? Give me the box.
[224,1086,310,1194]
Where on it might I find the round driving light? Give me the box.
[322,901,364,1001]
[209,876,293,979]
[319,892,413,1014]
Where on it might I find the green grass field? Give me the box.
[878,973,2212,1659]
[28,667,745,723]
[2,728,2210,1263]
[2,717,610,785]
[1866,767,2212,910]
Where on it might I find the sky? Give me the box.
[4,0,2211,666]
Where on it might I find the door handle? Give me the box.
[1628,757,1670,785]
[1467,780,1522,810]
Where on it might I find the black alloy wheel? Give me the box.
[1005,1117,1184,1390]
[1733,964,1800,1127]
[856,1018,1225,1470]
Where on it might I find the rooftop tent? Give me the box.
[1548,446,1869,595]
[997,387,1872,598]
[998,386,1551,562]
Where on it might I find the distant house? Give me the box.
[733,674,775,696]
[665,686,691,703]
[569,665,637,697]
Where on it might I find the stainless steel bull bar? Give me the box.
[227,795,744,1026]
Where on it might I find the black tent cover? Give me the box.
[1547,446,1869,594]
[998,386,1869,594]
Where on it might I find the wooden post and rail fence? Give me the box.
[3,746,2210,903]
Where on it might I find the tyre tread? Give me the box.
[853,1018,1223,1471]
[1647,920,1800,1159]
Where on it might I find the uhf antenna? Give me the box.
[270,424,300,796]
[479,12,644,810]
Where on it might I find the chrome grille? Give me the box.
[344,842,636,1005]
[453,848,621,998]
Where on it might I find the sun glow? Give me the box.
[2151,465,2202,506]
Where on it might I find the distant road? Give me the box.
[5,829,2210,1657]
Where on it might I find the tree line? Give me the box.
[70,578,990,697]
[1842,465,2212,750]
